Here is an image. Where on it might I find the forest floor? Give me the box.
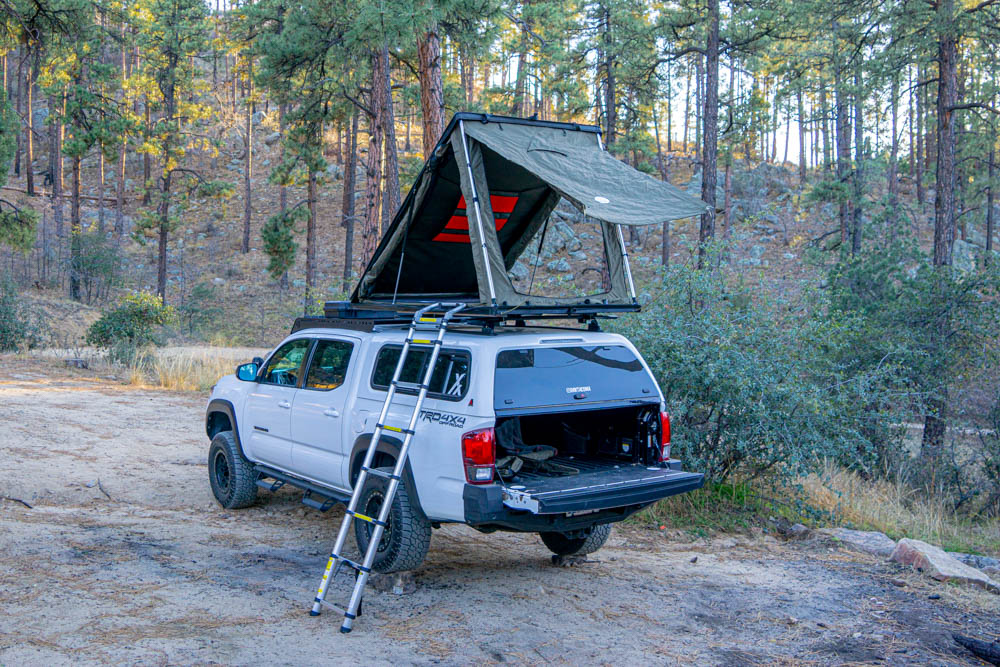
[2,355,998,666]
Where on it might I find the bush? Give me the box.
[86,291,175,363]
[0,275,46,351]
[611,257,896,483]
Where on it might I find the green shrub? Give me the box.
[612,257,894,483]
[0,275,46,351]
[86,291,175,363]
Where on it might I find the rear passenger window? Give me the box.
[371,345,471,401]
[304,340,353,391]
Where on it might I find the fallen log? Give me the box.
[954,634,1000,666]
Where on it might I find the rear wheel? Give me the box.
[539,524,612,557]
[208,431,258,509]
[353,467,431,573]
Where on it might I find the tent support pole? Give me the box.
[615,224,638,303]
[458,120,497,306]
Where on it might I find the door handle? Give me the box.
[278,400,291,409]
[323,408,340,418]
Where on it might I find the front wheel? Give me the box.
[208,431,258,509]
[539,524,612,557]
[353,467,431,573]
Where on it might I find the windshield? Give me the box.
[494,345,658,413]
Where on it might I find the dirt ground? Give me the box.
[1,356,998,666]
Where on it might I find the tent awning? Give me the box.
[461,121,709,226]
[351,113,709,310]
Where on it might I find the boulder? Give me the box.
[569,250,588,262]
[890,538,1000,593]
[825,528,897,558]
[508,260,529,282]
[546,258,571,273]
[947,552,1000,571]
[952,239,978,273]
[263,132,282,147]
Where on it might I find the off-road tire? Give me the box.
[539,523,612,557]
[353,467,431,573]
[208,431,258,509]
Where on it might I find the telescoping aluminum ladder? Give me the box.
[310,302,466,633]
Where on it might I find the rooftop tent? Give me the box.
[351,113,709,312]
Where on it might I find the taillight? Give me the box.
[659,412,671,462]
[462,427,495,484]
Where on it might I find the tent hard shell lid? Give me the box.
[348,113,709,317]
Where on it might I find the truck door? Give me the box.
[243,338,312,470]
[289,336,357,490]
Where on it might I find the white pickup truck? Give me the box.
[205,316,704,572]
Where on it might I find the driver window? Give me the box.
[304,340,354,391]
[261,339,311,386]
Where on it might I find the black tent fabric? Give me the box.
[352,113,709,309]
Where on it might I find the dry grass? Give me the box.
[126,347,258,392]
[800,461,1000,554]
[637,461,1000,555]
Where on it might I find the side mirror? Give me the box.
[236,362,259,382]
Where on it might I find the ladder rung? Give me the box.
[346,508,388,528]
[334,556,370,574]
[406,337,443,345]
[378,423,414,436]
[392,380,428,392]
[361,466,401,481]
[315,599,358,619]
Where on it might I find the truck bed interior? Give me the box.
[495,404,661,481]
[494,405,704,513]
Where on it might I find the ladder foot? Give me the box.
[309,610,320,616]
[340,625,352,634]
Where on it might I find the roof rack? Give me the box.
[288,301,639,334]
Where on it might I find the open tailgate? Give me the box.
[501,461,704,514]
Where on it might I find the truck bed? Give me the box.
[503,457,704,514]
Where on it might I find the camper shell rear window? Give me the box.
[494,345,657,412]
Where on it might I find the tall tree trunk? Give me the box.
[143,102,152,205]
[694,56,703,161]
[915,66,926,205]
[665,64,672,152]
[797,85,807,183]
[12,50,20,178]
[683,66,691,152]
[932,0,958,268]
[834,59,852,245]
[362,110,384,264]
[306,170,317,304]
[697,0,719,270]
[986,144,995,267]
[26,45,36,196]
[923,0,960,459]
[242,63,253,254]
[820,79,831,172]
[851,68,864,255]
[908,67,915,178]
[70,154,82,301]
[416,25,444,157]
[115,142,126,243]
[342,111,358,292]
[375,45,399,230]
[783,97,791,164]
[602,8,616,145]
[887,73,900,239]
[50,94,64,239]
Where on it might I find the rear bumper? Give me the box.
[462,465,704,533]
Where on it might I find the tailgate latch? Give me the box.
[502,487,540,513]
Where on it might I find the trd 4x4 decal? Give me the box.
[419,410,467,428]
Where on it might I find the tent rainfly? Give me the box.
[351,113,709,314]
